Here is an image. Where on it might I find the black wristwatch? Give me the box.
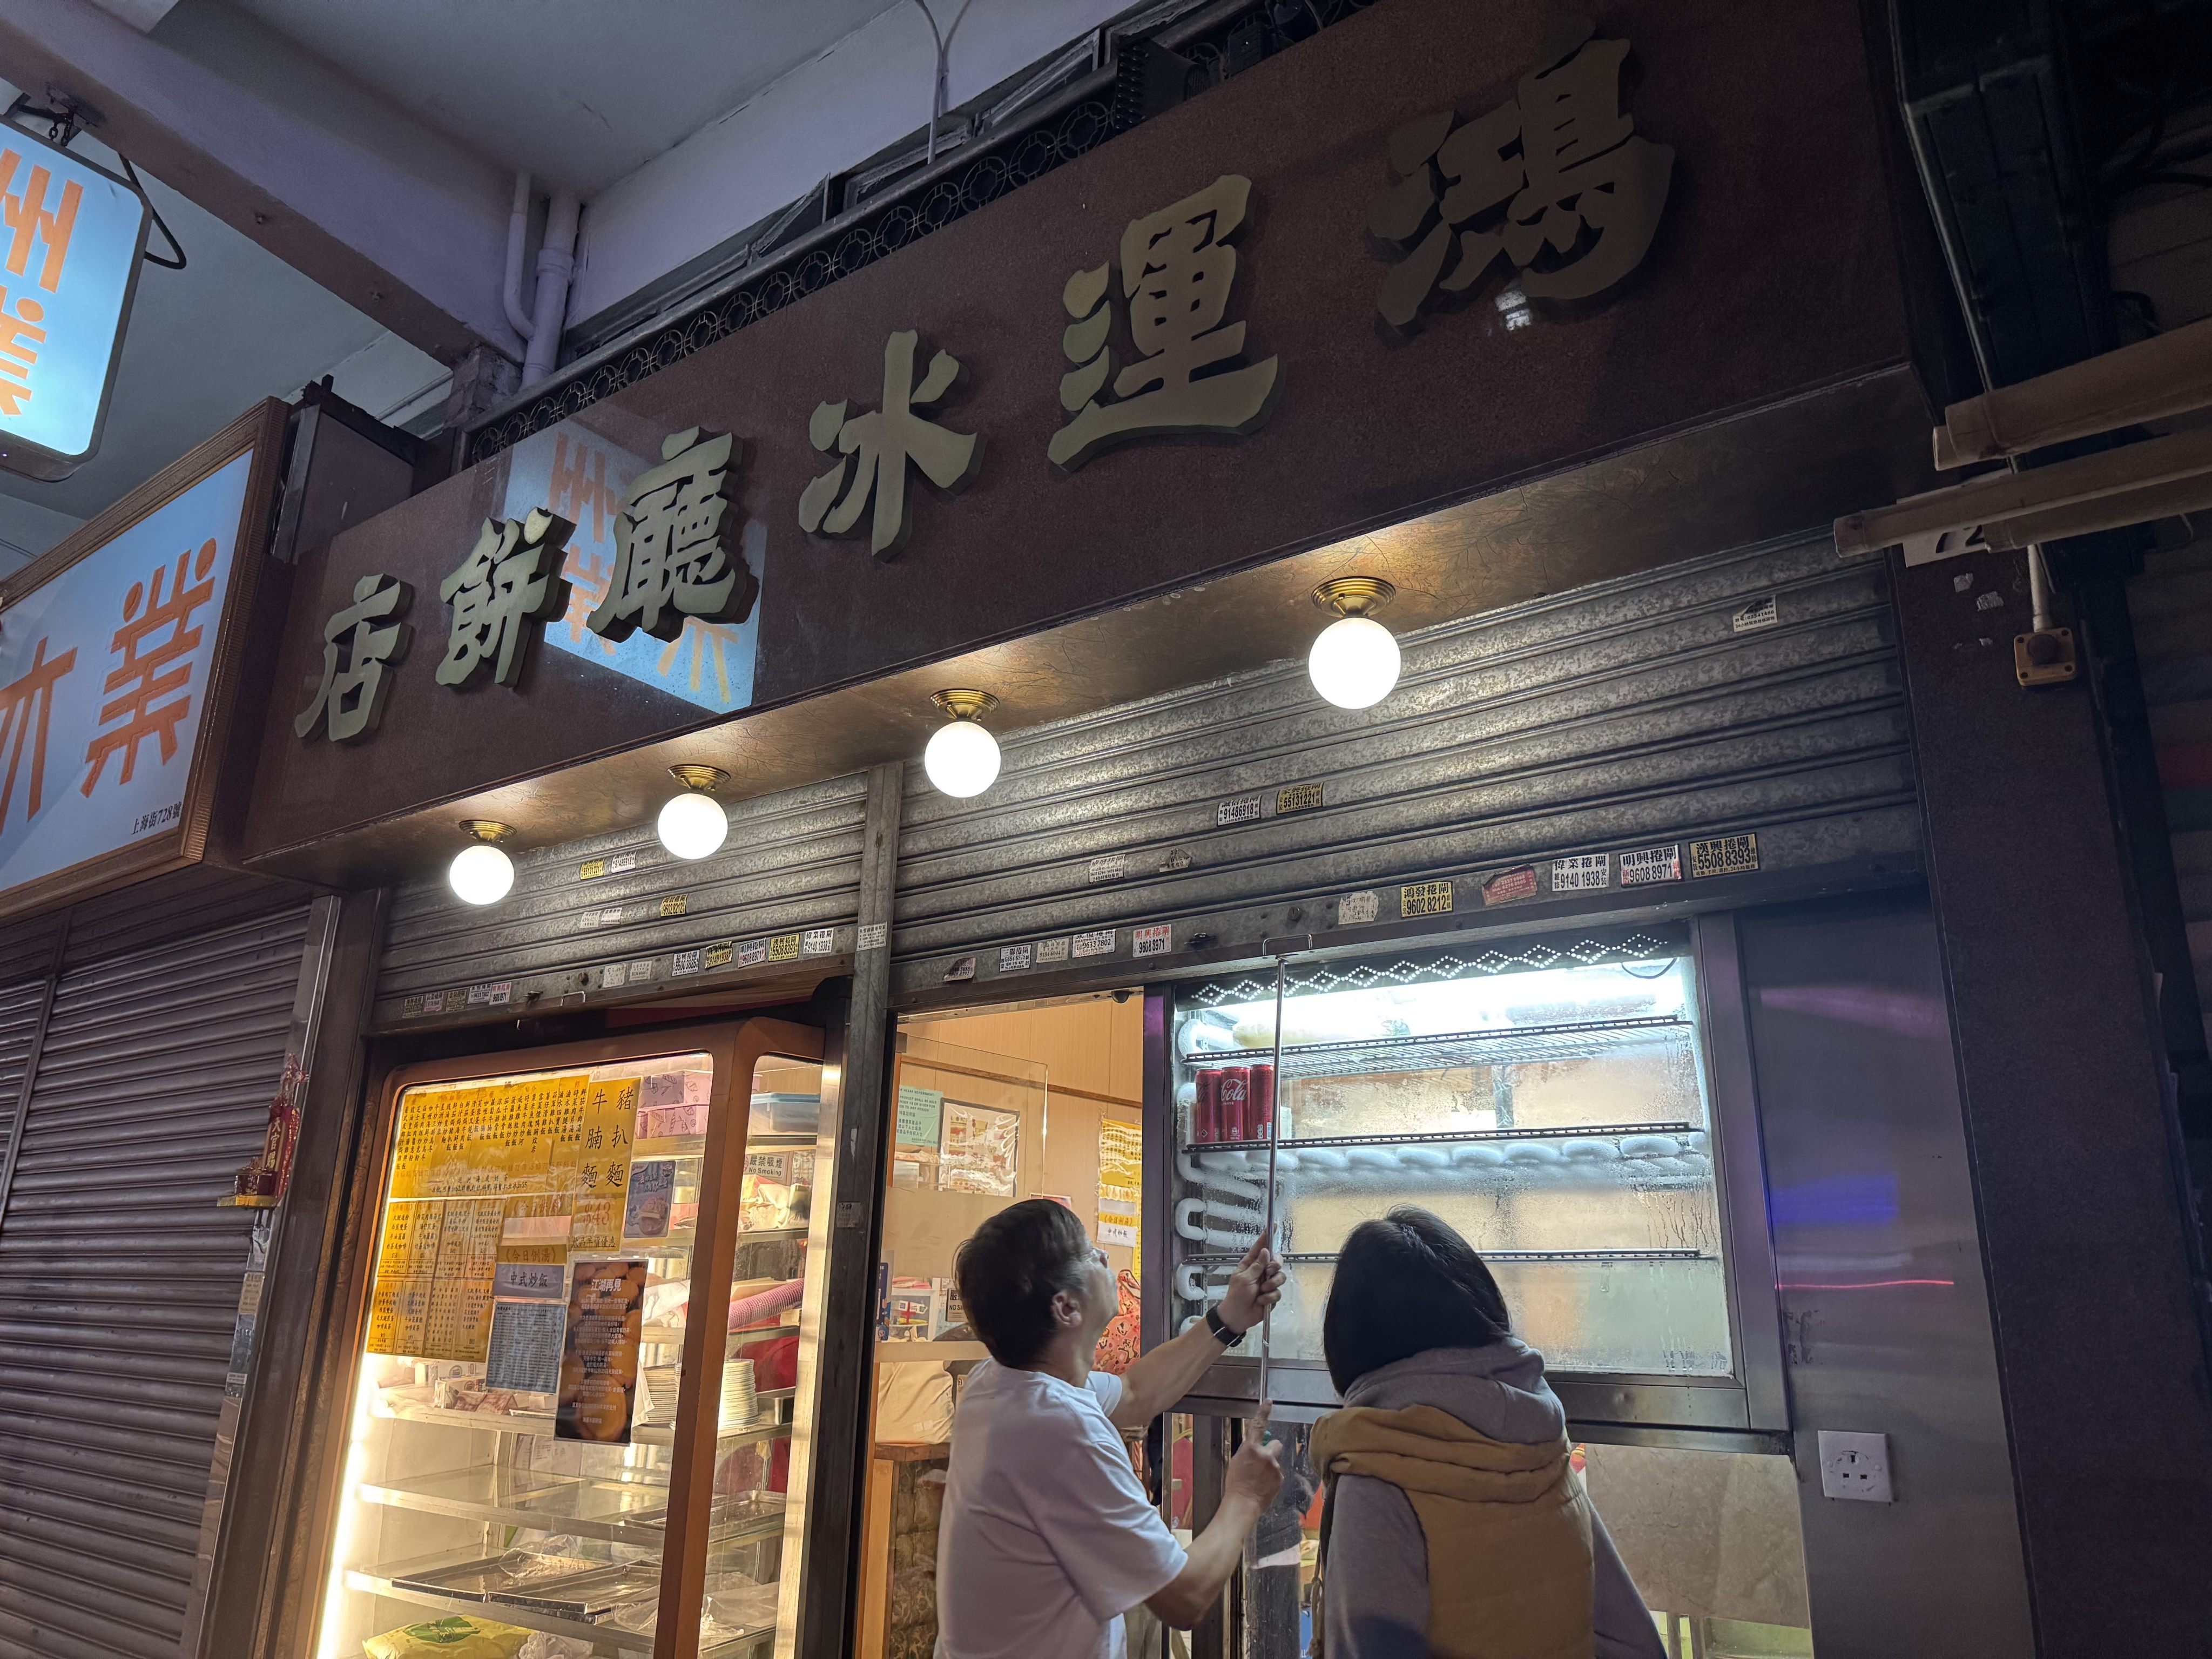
[1204,1306,1244,1345]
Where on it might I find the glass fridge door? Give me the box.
[315,1027,825,1659]
[1165,925,1734,1406]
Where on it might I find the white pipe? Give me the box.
[521,188,580,388]
[502,172,535,343]
[2028,541,2056,633]
[1177,1151,1263,1204]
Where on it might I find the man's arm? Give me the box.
[1146,1409,1284,1628]
[1111,1237,1282,1429]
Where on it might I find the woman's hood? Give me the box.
[1339,1339,1567,1446]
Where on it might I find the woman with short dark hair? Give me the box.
[1310,1208,1664,1659]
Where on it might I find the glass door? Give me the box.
[313,1021,824,1659]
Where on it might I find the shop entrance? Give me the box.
[858,990,1148,1659]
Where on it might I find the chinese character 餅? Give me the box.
[587,428,753,642]
[1368,19,1673,330]
[1049,174,1282,471]
[799,332,980,559]
[437,508,575,688]
[82,539,217,794]
[295,573,413,743]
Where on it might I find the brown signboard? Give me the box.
[244,0,1918,867]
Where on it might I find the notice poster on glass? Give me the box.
[556,1258,648,1443]
[895,1084,945,1148]
[940,1100,1020,1196]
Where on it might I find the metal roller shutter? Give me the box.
[0,981,45,1196]
[892,530,1917,990]
[0,907,309,1659]
[373,771,871,1029]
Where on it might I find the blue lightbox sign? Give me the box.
[0,127,151,481]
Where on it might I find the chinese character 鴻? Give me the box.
[1368,21,1673,330]
[0,636,75,829]
[0,148,80,292]
[437,508,575,688]
[587,428,752,642]
[798,332,980,559]
[1049,174,1282,472]
[295,573,413,743]
[82,539,217,795]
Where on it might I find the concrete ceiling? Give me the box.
[203,0,913,195]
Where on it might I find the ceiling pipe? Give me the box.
[522,187,580,389]
[502,171,535,345]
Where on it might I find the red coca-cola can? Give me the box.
[1217,1067,1252,1142]
[1249,1063,1276,1142]
[1193,1069,1221,1144]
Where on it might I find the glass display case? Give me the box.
[1163,924,1769,1418]
[314,1021,826,1659]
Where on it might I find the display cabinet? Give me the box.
[1155,919,1785,1432]
[311,1019,826,1659]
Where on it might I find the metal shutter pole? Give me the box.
[0,921,66,1244]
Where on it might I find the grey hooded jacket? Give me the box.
[1322,1341,1667,1659]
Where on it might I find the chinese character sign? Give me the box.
[799,330,980,558]
[0,131,149,471]
[501,422,763,714]
[295,574,412,743]
[437,509,574,689]
[0,447,252,895]
[1049,174,1282,471]
[1368,22,1673,330]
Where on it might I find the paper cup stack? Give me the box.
[718,1358,758,1431]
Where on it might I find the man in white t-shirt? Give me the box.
[936,1198,1286,1659]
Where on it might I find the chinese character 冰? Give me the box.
[1368,21,1673,330]
[437,509,575,689]
[0,285,46,420]
[586,428,751,642]
[0,636,75,830]
[1048,174,1282,472]
[0,149,80,292]
[295,573,413,743]
[799,332,980,559]
[82,539,217,795]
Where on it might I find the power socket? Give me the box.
[1818,1430,1894,1502]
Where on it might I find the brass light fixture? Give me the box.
[1307,576,1401,709]
[657,763,731,860]
[923,689,1002,798]
[448,820,517,905]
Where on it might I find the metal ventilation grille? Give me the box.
[373,772,869,1028]
[0,908,307,1659]
[892,530,1915,980]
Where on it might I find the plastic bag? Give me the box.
[363,1616,530,1659]
[874,1360,954,1445]
[514,1636,595,1659]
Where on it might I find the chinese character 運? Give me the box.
[295,573,413,743]
[587,428,752,642]
[82,538,217,795]
[1368,19,1673,331]
[799,332,981,559]
[1049,173,1282,471]
[438,508,575,687]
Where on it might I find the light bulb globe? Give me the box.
[924,718,1001,798]
[657,790,729,860]
[448,842,515,906]
[1307,614,1401,710]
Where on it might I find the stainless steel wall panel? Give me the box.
[0,906,308,1659]
[371,772,869,1029]
[894,534,1915,988]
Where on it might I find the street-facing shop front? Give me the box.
[214,3,2211,1658]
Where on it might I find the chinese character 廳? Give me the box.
[587,428,752,641]
[1049,173,1282,471]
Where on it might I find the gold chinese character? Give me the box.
[1370,21,1673,330]
[799,332,980,559]
[438,509,574,688]
[588,428,751,640]
[1049,174,1281,472]
[296,574,412,743]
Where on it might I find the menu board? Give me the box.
[367,1071,644,1360]
[556,1258,648,1443]
[1097,1118,1143,1251]
[940,1100,1020,1196]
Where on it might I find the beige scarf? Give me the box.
[1309,1404,1595,1659]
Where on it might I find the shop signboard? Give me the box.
[0,126,152,481]
[0,400,285,918]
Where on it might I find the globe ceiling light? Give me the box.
[923,689,1002,799]
[1307,576,1401,710]
[448,820,516,906]
[657,764,731,860]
